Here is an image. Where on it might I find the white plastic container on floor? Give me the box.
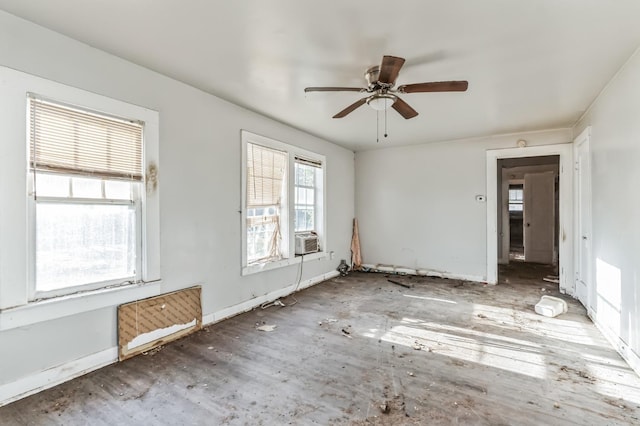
[535,295,568,318]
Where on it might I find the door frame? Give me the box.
[486,143,574,294]
[573,127,593,313]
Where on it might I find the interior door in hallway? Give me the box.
[575,133,592,310]
[524,171,555,264]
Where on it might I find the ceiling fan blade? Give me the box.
[378,55,406,85]
[397,80,468,93]
[333,97,367,118]
[392,97,419,119]
[304,87,365,93]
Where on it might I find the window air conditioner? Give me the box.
[295,232,319,255]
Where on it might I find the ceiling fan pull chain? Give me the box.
[384,107,388,138]
[376,110,379,143]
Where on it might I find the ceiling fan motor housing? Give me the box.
[365,66,380,88]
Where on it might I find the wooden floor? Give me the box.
[2,263,640,425]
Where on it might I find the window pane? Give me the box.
[295,162,316,187]
[509,203,523,212]
[35,202,136,292]
[295,207,314,232]
[72,177,102,198]
[35,173,70,197]
[509,189,523,201]
[105,180,132,200]
[246,206,280,263]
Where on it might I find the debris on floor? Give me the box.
[412,341,425,351]
[534,295,568,317]
[543,276,560,284]
[387,279,413,289]
[256,324,277,332]
[142,345,164,356]
[260,299,285,309]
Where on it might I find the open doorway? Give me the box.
[498,155,560,269]
[486,144,573,294]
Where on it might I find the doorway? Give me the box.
[498,155,560,267]
[486,144,574,294]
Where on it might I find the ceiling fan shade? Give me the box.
[398,80,468,93]
[366,94,397,111]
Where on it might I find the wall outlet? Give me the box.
[329,251,335,260]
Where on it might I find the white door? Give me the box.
[575,131,592,310]
[524,172,555,264]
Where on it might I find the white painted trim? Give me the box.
[0,65,161,310]
[573,127,593,310]
[360,264,485,284]
[242,251,328,276]
[486,144,574,291]
[204,270,339,325]
[0,347,117,407]
[0,281,162,331]
[591,316,640,377]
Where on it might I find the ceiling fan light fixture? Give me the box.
[367,94,397,111]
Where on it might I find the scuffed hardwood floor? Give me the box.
[2,263,640,425]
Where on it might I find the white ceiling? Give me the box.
[1,0,640,151]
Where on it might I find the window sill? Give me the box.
[242,251,328,276]
[0,280,162,331]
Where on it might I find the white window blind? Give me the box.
[29,95,143,181]
[247,143,287,207]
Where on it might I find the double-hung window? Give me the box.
[242,131,325,275]
[28,95,144,298]
[509,186,524,212]
[294,157,321,232]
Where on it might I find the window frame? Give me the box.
[0,66,161,328]
[294,159,321,233]
[26,96,149,299]
[241,131,326,276]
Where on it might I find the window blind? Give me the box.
[29,96,143,180]
[247,143,287,207]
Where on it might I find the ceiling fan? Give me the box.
[304,55,468,119]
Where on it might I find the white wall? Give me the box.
[355,129,571,282]
[573,47,640,372]
[0,10,354,395]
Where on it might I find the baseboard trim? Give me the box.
[0,347,117,407]
[0,270,339,408]
[203,270,339,325]
[591,315,640,377]
[360,264,485,284]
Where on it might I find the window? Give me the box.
[509,186,523,212]
[28,95,144,297]
[242,131,325,275]
[294,158,321,232]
